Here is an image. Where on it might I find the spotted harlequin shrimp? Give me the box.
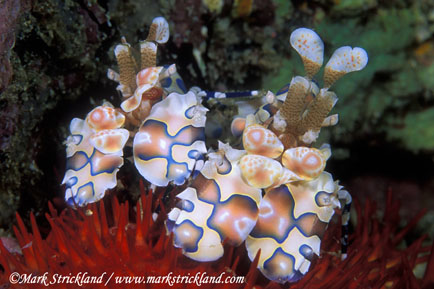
[167,26,366,283]
[63,17,257,205]
[239,27,365,282]
[62,17,204,205]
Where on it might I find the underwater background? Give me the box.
[0,0,434,286]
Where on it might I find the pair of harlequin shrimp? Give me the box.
[62,17,367,283]
[166,28,367,283]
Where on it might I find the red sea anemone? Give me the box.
[1,184,433,289]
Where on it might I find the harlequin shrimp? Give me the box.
[62,17,256,205]
[62,17,207,205]
[167,27,367,283]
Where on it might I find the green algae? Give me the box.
[331,0,377,16]
[387,107,434,152]
[264,3,434,154]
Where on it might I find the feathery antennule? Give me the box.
[297,89,337,138]
[114,39,138,98]
[280,76,312,131]
[278,84,337,145]
[140,41,157,69]
[278,29,367,146]
[279,76,334,145]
